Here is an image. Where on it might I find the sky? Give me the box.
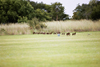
[30,0,91,17]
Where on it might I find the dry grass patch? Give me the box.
[44,20,100,32]
[0,23,31,35]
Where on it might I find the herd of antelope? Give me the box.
[33,32,76,36]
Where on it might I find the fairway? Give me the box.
[0,32,100,67]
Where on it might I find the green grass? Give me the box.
[0,32,100,67]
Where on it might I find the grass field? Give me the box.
[0,32,100,67]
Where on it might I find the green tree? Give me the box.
[30,1,69,21]
[35,9,51,21]
[91,1,100,20]
[18,0,35,20]
[89,0,98,5]
[0,0,35,23]
[51,2,64,21]
[72,0,100,20]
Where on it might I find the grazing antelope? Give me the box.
[49,32,52,34]
[57,32,60,34]
[72,32,76,35]
[53,33,56,34]
[33,32,35,34]
[62,33,65,35]
[40,32,43,34]
[47,33,49,34]
[43,33,45,34]
[37,32,40,34]
[66,32,70,36]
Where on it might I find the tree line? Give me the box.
[0,0,100,23]
[72,0,100,20]
[0,0,69,23]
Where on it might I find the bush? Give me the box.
[28,18,39,29]
[35,24,41,29]
[28,18,47,30]
[0,28,6,35]
[40,23,47,28]
[18,16,28,23]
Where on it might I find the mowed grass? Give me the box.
[0,32,100,67]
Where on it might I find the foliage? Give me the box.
[35,9,52,21]
[35,24,41,29]
[28,18,39,29]
[30,1,69,21]
[51,2,69,21]
[0,0,35,23]
[73,0,100,20]
[0,0,69,23]
[28,18,47,30]
[18,16,28,23]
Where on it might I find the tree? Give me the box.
[0,0,35,23]
[51,2,65,21]
[72,0,100,20]
[18,1,35,20]
[91,1,100,20]
[30,1,69,21]
[35,9,51,21]
[89,0,98,5]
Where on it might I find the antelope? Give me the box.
[49,32,52,34]
[62,33,65,35]
[43,33,45,34]
[53,33,56,34]
[33,32,35,34]
[66,32,70,36]
[57,32,60,35]
[47,33,49,34]
[72,32,76,35]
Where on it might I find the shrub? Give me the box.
[0,28,6,35]
[35,24,41,29]
[28,18,39,29]
[18,16,28,23]
[40,23,47,28]
[0,28,5,32]
[28,17,47,30]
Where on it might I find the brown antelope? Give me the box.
[62,33,65,35]
[49,32,52,34]
[53,33,56,34]
[47,33,49,34]
[72,32,76,35]
[40,32,43,34]
[57,32,60,34]
[33,32,35,34]
[43,33,45,34]
[66,32,70,36]
[37,32,40,34]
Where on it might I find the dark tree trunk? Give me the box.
[56,15,58,21]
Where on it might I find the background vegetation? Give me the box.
[0,0,100,35]
[44,20,100,33]
[0,20,100,35]
[0,0,69,23]
[73,0,100,20]
[0,23,31,35]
